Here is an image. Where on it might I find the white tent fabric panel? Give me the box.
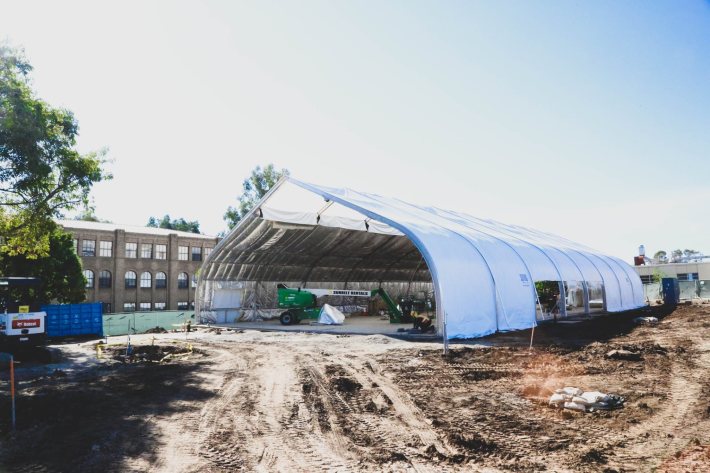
[198,177,645,340]
[435,209,563,282]
[291,180,501,338]
[609,256,644,310]
[419,206,537,332]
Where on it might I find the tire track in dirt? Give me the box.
[611,338,710,471]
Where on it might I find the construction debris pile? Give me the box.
[549,387,625,413]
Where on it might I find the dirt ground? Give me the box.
[1,304,709,472]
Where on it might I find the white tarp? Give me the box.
[318,304,345,325]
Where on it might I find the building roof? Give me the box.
[57,219,218,240]
[200,177,644,340]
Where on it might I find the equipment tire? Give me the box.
[280,310,295,325]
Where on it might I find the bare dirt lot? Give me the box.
[1,304,709,472]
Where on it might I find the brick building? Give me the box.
[58,220,220,313]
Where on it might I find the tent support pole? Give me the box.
[442,315,448,355]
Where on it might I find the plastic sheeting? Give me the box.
[197,177,645,339]
[318,304,346,325]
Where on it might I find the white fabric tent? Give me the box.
[197,177,644,339]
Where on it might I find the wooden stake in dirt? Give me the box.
[529,325,535,352]
[10,354,16,431]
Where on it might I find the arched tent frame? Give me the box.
[197,177,644,348]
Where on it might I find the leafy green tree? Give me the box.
[147,214,200,233]
[0,45,109,259]
[0,223,86,304]
[224,164,289,229]
[651,268,666,284]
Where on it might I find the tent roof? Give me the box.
[199,177,644,339]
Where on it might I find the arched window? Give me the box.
[83,270,94,288]
[155,272,167,289]
[140,272,152,288]
[178,272,188,289]
[99,270,112,288]
[125,271,137,289]
[192,274,198,288]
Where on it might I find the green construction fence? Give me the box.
[102,311,195,336]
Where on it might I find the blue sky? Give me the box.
[1,0,708,260]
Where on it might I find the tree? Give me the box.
[651,268,666,284]
[683,249,700,260]
[653,250,668,264]
[224,164,289,229]
[670,249,683,263]
[147,214,200,233]
[0,45,110,259]
[0,223,86,304]
[74,202,110,223]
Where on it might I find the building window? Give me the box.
[640,275,654,284]
[676,273,699,281]
[178,272,188,289]
[102,303,112,314]
[191,247,202,261]
[99,241,113,257]
[155,272,167,289]
[154,302,166,311]
[125,242,137,258]
[81,240,96,257]
[178,246,188,261]
[83,270,94,288]
[125,271,137,289]
[190,301,195,310]
[140,272,152,288]
[141,243,152,259]
[73,239,78,253]
[99,270,112,288]
[139,302,151,311]
[192,274,198,288]
[204,247,212,259]
[155,244,167,260]
[177,301,188,310]
[123,302,136,312]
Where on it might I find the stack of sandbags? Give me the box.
[549,387,625,412]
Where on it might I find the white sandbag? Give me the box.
[563,401,587,412]
[318,304,346,325]
[556,387,583,396]
[580,391,609,404]
[549,393,566,406]
[571,396,592,406]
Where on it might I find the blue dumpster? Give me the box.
[661,278,680,306]
[41,302,103,337]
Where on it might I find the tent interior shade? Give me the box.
[197,178,645,339]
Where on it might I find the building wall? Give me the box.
[62,224,219,313]
[633,262,710,281]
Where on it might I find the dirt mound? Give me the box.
[108,344,194,363]
[144,326,168,334]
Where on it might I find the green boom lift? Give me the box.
[276,284,404,325]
